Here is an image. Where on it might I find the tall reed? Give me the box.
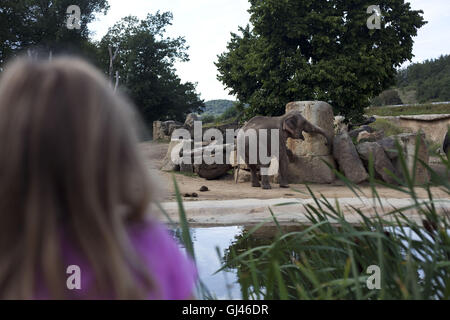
[172,137,450,300]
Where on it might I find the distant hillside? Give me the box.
[203,99,235,115]
[371,55,450,106]
[397,54,450,103]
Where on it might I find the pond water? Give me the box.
[170,225,301,299]
[169,224,448,300]
[171,226,244,299]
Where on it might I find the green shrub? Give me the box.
[201,113,216,124]
[217,105,239,122]
[369,118,409,137]
[371,89,403,106]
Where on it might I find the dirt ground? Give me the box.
[141,141,449,202]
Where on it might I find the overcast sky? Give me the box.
[89,0,450,101]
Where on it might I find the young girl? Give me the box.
[0,56,197,299]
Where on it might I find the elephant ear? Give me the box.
[282,115,297,137]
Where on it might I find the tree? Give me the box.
[371,89,403,106]
[397,54,450,103]
[0,0,109,67]
[99,12,204,126]
[216,0,426,121]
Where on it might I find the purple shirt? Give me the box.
[127,222,198,299]
[37,222,197,300]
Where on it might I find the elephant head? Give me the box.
[281,111,333,150]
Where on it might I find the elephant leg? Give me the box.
[279,163,289,188]
[278,147,289,188]
[274,133,289,188]
[249,164,260,187]
[260,165,272,190]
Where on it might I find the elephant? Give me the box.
[236,110,332,189]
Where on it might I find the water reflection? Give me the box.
[170,224,448,300]
[170,225,298,300]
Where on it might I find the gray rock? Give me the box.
[160,140,184,171]
[180,163,194,173]
[377,137,398,160]
[357,142,397,184]
[286,155,336,184]
[333,133,368,184]
[234,168,253,183]
[284,101,336,184]
[357,130,384,143]
[349,125,374,139]
[161,120,182,136]
[286,101,335,157]
[194,163,232,180]
[152,120,183,140]
[184,113,199,129]
[391,133,430,185]
[334,116,348,135]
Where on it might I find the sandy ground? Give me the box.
[141,141,450,226]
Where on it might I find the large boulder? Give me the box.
[284,101,336,183]
[357,130,384,143]
[333,133,368,184]
[349,125,374,139]
[194,163,232,180]
[184,113,199,129]
[160,139,184,171]
[286,155,336,184]
[334,116,348,135]
[153,121,162,140]
[377,137,398,160]
[357,142,397,184]
[234,167,252,183]
[286,101,334,157]
[179,142,234,180]
[153,120,183,141]
[392,133,430,185]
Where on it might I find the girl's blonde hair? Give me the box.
[0,57,156,299]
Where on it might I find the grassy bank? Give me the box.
[366,103,450,117]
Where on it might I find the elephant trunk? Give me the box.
[304,121,333,153]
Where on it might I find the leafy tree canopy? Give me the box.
[371,88,403,106]
[203,99,235,115]
[99,12,204,125]
[397,54,450,103]
[216,0,426,121]
[0,0,109,67]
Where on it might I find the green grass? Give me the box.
[368,118,410,137]
[366,103,450,117]
[203,118,239,130]
[172,171,198,178]
[171,139,450,300]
